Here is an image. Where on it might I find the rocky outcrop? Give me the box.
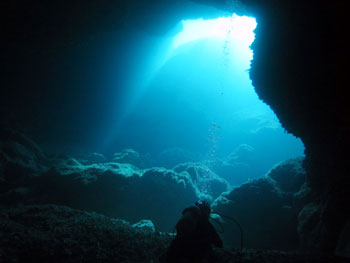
[173,162,230,200]
[112,148,150,168]
[267,157,306,193]
[2,129,243,232]
[212,158,306,250]
[0,129,203,231]
[132,219,156,233]
[1,161,200,232]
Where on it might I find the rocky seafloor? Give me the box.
[1,127,349,262]
[0,205,348,263]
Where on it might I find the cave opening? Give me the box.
[105,13,305,187]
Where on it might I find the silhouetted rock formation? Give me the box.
[268,157,306,193]
[1,129,212,231]
[212,158,306,250]
[173,162,230,200]
[112,148,149,168]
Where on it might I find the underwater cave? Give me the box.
[0,0,348,262]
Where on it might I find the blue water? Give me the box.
[99,15,304,183]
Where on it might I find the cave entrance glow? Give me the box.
[172,15,257,48]
[108,13,305,187]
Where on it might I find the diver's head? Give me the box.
[195,200,211,218]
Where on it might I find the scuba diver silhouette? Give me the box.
[164,200,223,263]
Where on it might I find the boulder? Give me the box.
[267,158,306,193]
[132,219,155,233]
[173,162,229,201]
[212,157,306,250]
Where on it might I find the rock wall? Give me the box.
[246,1,348,255]
[199,0,348,255]
[173,162,229,200]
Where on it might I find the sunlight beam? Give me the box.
[172,14,257,49]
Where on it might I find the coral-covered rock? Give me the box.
[0,146,200,231]
[267,157,306,193]
[113,148,150,168]
[0,131,203,231]
[132,219,155,233]
[173,162,229,201]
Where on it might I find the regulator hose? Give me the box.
[209,216,225,234]
[211,211,244,249]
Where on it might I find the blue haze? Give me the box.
[99,16,304,182]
